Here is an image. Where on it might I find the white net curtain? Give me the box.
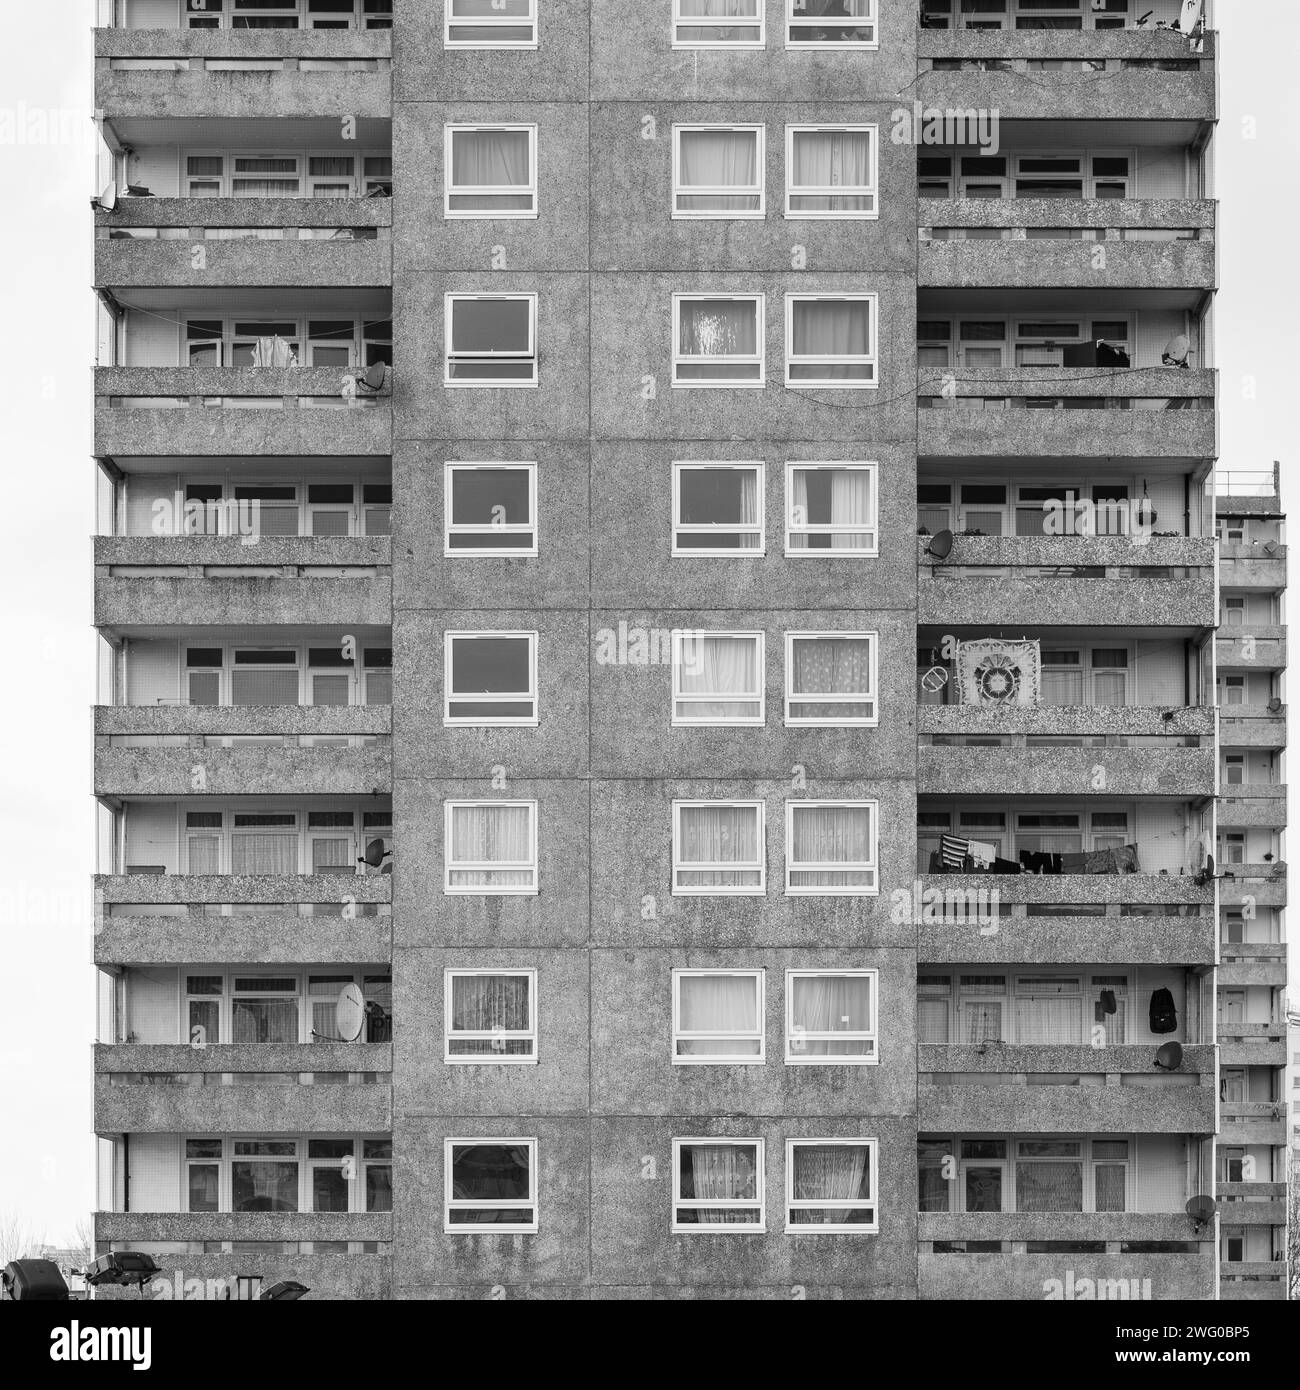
[678,975,760,1056]
[449,804,533,886]
[789,636,872,716]
[449,128,532,211]
[677,636,760,718]
[677,129,760,212]
[789,299,870,379]
[789,129,873,212]
[789,974,872,1056]
[679,1144,760,1224]
[677,805,760,886]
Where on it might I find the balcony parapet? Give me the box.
[918,705,1214,739]
[97,874,392,905]
[95,1211,392,1244]
[96,705,390,737]
[98,199,390,231]
[95,1043,390,1074]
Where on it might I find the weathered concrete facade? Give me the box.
[89,4,1287,1302]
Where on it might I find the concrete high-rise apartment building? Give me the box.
[89,0,1288,1300]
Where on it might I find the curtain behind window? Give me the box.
[677,636,759,718]
[791,300,869,374]
[1015,1161,1083,1212]
[791,804,870,879]
[678,129,759,211]
[232,998,298,1044]
[679,0,760,41]
[789,129,873,211]
[680,300,757,358]
[789,1144,869,1222]
[790,974,872,1056]
[678,975,759,1055]
[450,129,532,211]
[188,836,221,874]
[450,804,532,885]
[790,637,871,716]
[450,974,532,1056]
[231,833,298,874]
[1014,992,1082,1043]
[678,805,759,886]
[685,1144,758,1223]
[788,467,873,550]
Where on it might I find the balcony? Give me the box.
[95,29,391,120]
[95,706,391,798]
[97,199,391,290]
[95,1049,391,1133]
[1218,541,1286,590]
[919,1049,1214,1133]
[1219,866,1287,909]
[95,368,391,458]
[95,873,391,966]
[1215,629,1287,671]
[95,534,390,628]
[95,1209,391,1247]
[920,202,1215,291]
[918,29,1216,123]
[1218,1101,1287,1145]
[1218,1023,1287,1068]
[920,745,1213,802]
[1215,787,1286,830]
[917,534,1216,626]
[918,368,1216,458]
[1216,945,1286,989]
[1219,1263,1288,1300]
[1219,707,1287,750]
[917,902,1214,967]
[1216,1185,1288,1228]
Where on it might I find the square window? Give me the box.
[786,0,877,48]
[231,1140,299,1213]
[444,1139,538,1232]
[673,295,764,387]
[672,631,764,725]
[445,294,537,387]
[785,970,877,1063]
[445,969,537,1063]
[445,0,537,48]
[672,0,764,48]
[785,294,876,388]
[672,969,765,1063]
[672,462,765,556]
[785,1139,878,1231]
[444,462,537,556]
[444,631,539,726]
[785,462,877,555]
[672,1139,765,1230]
[785,632,877,725]
[445,125,538,218]
[444,800,538,894]
[673,126,765,218]
[672,800,765,895]
[785,126,878,217]
[785,800,877,894]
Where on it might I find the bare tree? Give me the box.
[0,1210,44,1268]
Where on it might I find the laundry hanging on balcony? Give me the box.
[955,638,1041,707]
[251,335,299,369]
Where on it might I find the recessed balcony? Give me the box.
[1218,541,1287,590]
[1215,787,1286,830]
[918,28,1216,123]
[917,535,1216,626]
[1216,629,1287,672]
[1219,707,1287,750]
[918,368,1216,458]
[1218,1102,1287,1145]
[97,199,391,290]
[95,28,391,120]
[920,201,1215,291]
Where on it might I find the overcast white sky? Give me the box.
[0,3,1294,1245]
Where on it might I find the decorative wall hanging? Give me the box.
[955,639,1041,707]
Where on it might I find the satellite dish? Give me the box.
[1177,0,1203,36]
[359,837,390,869]
[92,181,117,212]
[926,529,954,562]
[335,983,366,1043]
[1153,1041,1183,1071]
[1162,333,1190,367]
[1266,696,1282,713]
[1185,1194,1216,1227]
[360,362,388,392]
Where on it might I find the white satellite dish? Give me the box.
[1178,0,1203,36]
[94,181,117,212]
[335,983,366,1043]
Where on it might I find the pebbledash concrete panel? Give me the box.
[94,743,392,798]
[917,746,1217,799]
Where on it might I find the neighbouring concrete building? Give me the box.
[89,0,1287,1300]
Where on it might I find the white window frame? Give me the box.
[784,293,877,389]
[671,293,765,389]
[443,123,538,220]
[443,799,539,895]
[671,969,766,1065]
[785,0,878,49]
[785,969,878,1065]
[444,968,538,1065]
[783,124,879,219]
[672,800,766,897]
[672,0,765,50]
[444,293,538,388]
[443,461,538,558]
[785,1138,879,1233]
[671,630,765,727]
[444,0,538,49]
[183,1138,225,1213]
[671,124,765,220]
[785,799,878,896]
[443,1138,539,1233]
[671,1138,765,1232]
[443,630,539,728]
[783,631,878,727]
[784,460,879,557]
[229,152,303,198]
[671,461,766,557]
